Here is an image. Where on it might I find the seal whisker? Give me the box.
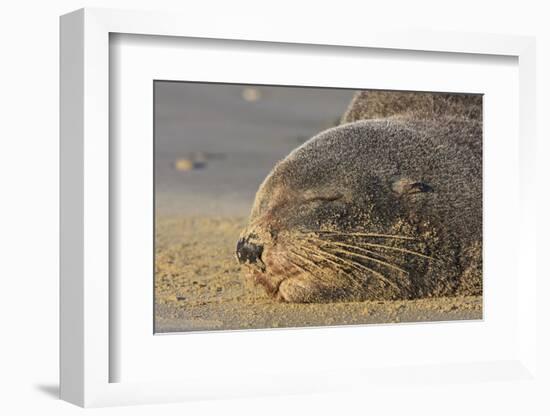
[285,245,341,283]
[309,237,434,261]
[283,250,342,288]
[355,242,434,261]
[300,243,400,291]
[286,247,327,273]
[279,253,311,276]
[296,244,366,290]
[302,237,404,264]
[326,246,410,276]
[301,234,433,262]
[304,230,417,241]
[301,235,411,275]
[300,238,414,291]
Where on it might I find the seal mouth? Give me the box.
[244,252,305,300]
[246,268,288,297]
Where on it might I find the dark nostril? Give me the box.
[236,237,264,265]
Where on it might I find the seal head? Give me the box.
[237,92,482,303]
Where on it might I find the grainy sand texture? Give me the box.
[154,216,482,333]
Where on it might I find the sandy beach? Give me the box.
[154,216,482,333]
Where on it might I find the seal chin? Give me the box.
[246,269,290,299]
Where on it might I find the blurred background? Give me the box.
[154,82,355,217]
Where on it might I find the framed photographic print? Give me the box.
[153,81,483,333]
[60,7,540,409]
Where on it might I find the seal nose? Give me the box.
[236,237,264,265]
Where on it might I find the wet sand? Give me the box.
[154,216,482,333]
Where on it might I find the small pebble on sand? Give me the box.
[242,87,261,102]
[174,158,194,171]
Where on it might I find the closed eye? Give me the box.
[303,194,344,203]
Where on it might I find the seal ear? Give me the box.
[391,177,433,196]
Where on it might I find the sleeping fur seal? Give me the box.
[236,91,482,303]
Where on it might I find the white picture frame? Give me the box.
[60,7,539,408]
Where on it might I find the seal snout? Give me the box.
[236,235,264,267]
